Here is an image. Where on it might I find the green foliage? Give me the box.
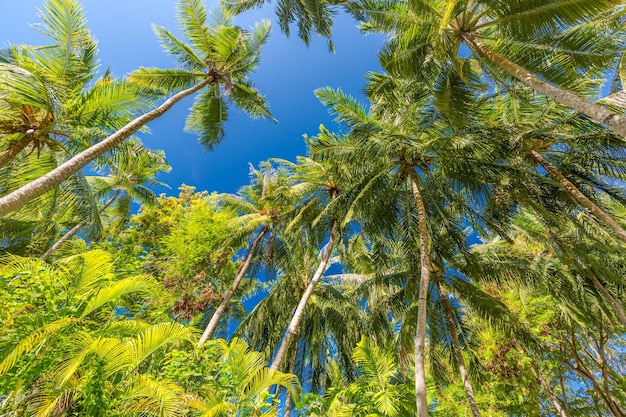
[100,185,239,321]
[2,1,626,416]
[0,251,193,416]
[129,0,273,150]
[305,336,415,417]
[164,338,300,416]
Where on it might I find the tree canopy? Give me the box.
[1,0,626,416]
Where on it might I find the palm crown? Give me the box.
[130,0,273,150]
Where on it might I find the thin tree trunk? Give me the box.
[408,169,431,417]
[461,33,626,138]
[41,189,121,261]
[530,150,626,244]
[531,363,569,417]
[0,77,213,217]
[198,227,268,347]
[568,329,624,417]
[0,135,32,168]
[283,332,299,417]
[437,282,481,417]
[558,369,572,417]
[595,326,625,417]
[269,219,338,371]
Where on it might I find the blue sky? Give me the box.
[1,0,384,195]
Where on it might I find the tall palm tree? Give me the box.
[0,0,273,217]
[359,0,626,137]
[0,0,155,169]
[198,162,293,346]
[268,153,351,371]
[313,85,473,415]
[236,226,366,398]
[479,91,626,244]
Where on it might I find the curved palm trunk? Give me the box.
[41,190,121,261]
[198,227,268,347]
[408,169,431,417]
[461,33,626,139]
[0,135,32,168]
[437,282,481,417]
[0,78,213,217]
[269,219,338,371]
[530,150,626,243]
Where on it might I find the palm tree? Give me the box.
[359,0,626,137]
[40,140,170,260]
[0,0,155,169]
[198,162,293,346]
[0,0,273,217]
[313,85,460,415]
[268,153,350,371]
[234,227,367,413]
[480,91,626,244]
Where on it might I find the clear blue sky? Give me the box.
[1,0,384,195]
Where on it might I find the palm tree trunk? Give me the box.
[558,369,572,417]
[530,150,626,244]
[198,227,268,347]
[0,135,32,168]
[531,363,569,417]
[283,333,299,417]
[269,219,338,371]
[437,282,481,417]
[41,189,121,261]
[0,77,213,217]
[408,169,431,417]
[461,33,626,139]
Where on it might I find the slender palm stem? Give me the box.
[437,282,481,417]
[269,219,338,371]
[198,227,269,347]
[41,189,121,261]
[0,77,213,217]
[558,368,572,417]
[408,168,431,417]
[461,33,626,138]
[283,333,299,417]
[530,149,626,243]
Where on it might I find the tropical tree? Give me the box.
[236,226,368,402]
[198,162,293,346]
[100,185,238,322]
[313,84,468,415]
[360,0,626,137]
[0,0,273,216]
[0,0,154,168]
[268,152,353,371]
[477,91,626,244]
